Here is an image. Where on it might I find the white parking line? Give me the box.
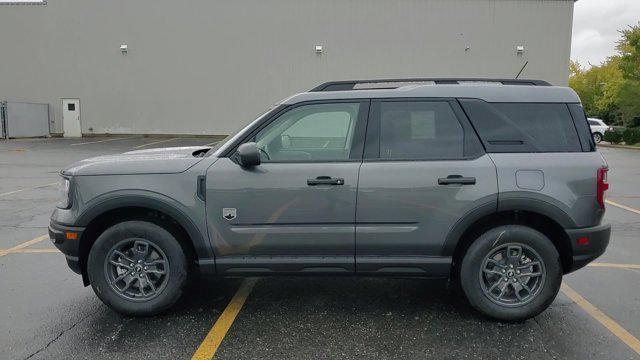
[205,141,220,146]
[70,137,129,146]
[0,182,58,197]
[133,138,180,149]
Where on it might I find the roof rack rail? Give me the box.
[309,78,552,92]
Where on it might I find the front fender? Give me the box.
[76,190,213,259]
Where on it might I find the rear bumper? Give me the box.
[565,223,611,273]
[48,221,84,274]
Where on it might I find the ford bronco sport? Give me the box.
[50,78,610,321]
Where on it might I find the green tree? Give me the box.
[617,23,640,81]
[616,23,640,126]
[569,22,640,126]
[569,59,623,124]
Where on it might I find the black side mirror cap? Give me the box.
[234,142,261,167]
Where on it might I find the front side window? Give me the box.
[378,101,464,160]
[255,103,360,162]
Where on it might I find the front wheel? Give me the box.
[593,132,603,143]
[87,221,188,316]
[460,225,562,322]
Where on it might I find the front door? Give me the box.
[355,99,497,275]
[62,98,81,137]
[206,101,369,274]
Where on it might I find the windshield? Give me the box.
[205,107,277,156]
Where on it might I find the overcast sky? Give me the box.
[571,0,640,67]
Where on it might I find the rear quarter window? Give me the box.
[459,100,583,153]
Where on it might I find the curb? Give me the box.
[597,143,640,151]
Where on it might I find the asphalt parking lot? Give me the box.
[1,137,639,360]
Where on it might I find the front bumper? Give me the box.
[565,223,611,273]
[48,220,85,274]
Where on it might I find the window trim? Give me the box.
[363,98,484,162]
[568,103,596,152]
[224,99,371,163]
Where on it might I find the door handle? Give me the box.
[438,175,476,185]
[307,176,344,186]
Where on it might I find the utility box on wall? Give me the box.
[1,101,50,139]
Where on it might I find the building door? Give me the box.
[62,98,81,137]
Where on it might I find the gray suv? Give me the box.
[50,78,611,321]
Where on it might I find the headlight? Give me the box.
[57,176,72,209]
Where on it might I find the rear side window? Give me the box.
[588,120,599,126]
[459,100,582,153]
[378,101,464,160]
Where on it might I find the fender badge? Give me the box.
[223,208,237,221]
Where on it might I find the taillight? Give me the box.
[597,167,609,208]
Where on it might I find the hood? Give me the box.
[62,146,211,176]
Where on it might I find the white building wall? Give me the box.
[0,0,574,136]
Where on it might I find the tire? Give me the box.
[459,225,562,322]
[593,132,603,143]
[87,221,188,316]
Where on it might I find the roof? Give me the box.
[283,84,581,104]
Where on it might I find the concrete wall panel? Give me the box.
[0,0,574,135]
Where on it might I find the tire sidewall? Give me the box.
[594,132,603,143]
[87,221,188,316]
[460,225,562,322]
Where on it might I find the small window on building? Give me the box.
[67,103,75,111]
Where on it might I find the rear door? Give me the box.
[355,98,497,275]
[206,100,369,274]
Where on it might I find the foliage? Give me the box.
[622,128,640,145]
[604,129,623,144]
[617,24,640,81]
[569,23,640,127]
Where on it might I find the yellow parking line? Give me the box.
[192,278,257,360]
[9,248,59,254]
[588,262,640,269]
[133,138,180,149]
[606,199,640,215]
[0,234,49,257]
[561,283,640,355]
[0,182,57,197]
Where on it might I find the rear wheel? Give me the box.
[460,225,562,322]
[87,221,188,316]
[593,132,603,143]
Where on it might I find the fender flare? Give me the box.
[76,191,212,259]
[441,194,576,256]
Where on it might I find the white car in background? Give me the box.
[588,118,612,143]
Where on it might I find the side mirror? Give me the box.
[234,142,261,167]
